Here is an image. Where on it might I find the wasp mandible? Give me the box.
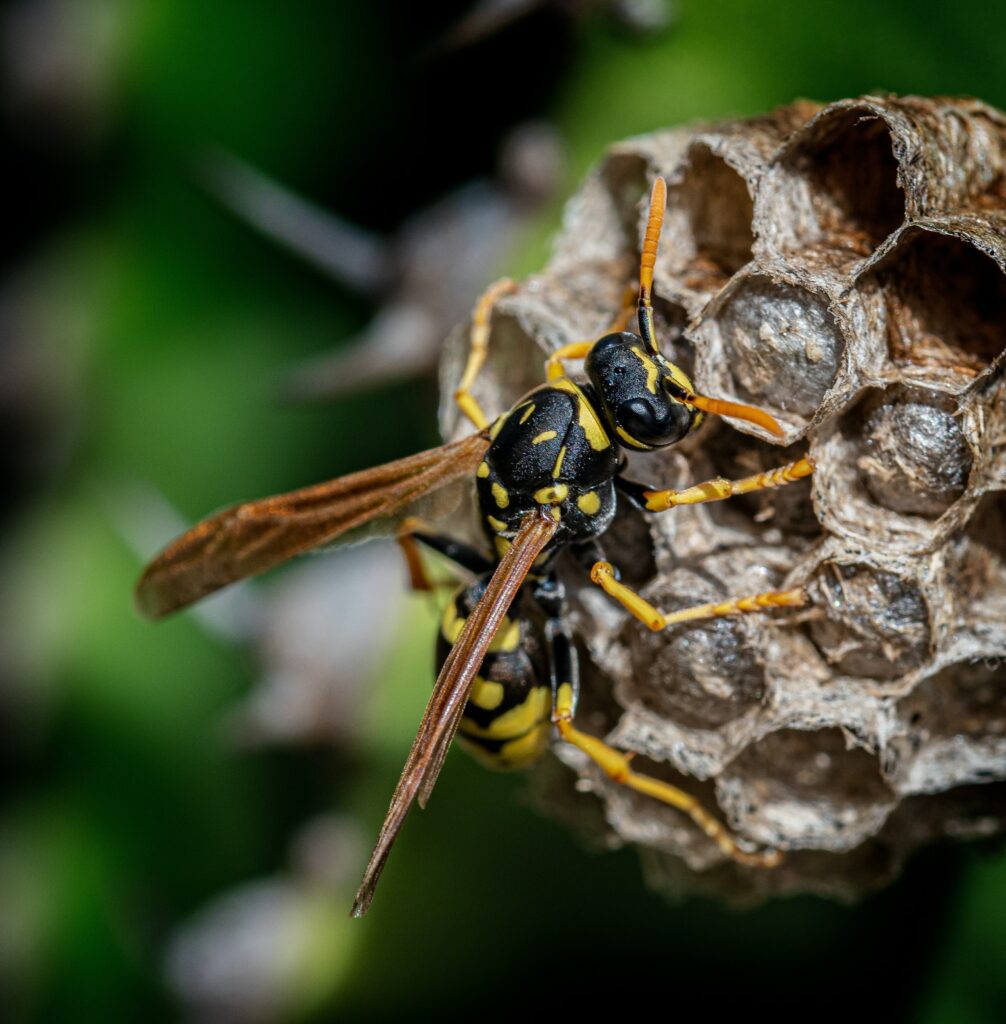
[136,177,814,916]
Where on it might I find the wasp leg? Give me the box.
[545,618,780,868]
[589,560,806,632]
[621,456,814,513]
[544,285,637,382]
[544,341,594,382]
[396,518,493,592]
[454,278,518,430]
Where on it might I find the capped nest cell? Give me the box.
[443,95,1006,901]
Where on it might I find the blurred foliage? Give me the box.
[3,1,1006,1022]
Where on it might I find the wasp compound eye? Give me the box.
[616,396,692,448]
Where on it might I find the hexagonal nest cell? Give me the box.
[854,387,972,516]
[706,430,821,537]
[865,225,1006,374]
[809,382,975,552]
[891,658,1006,796]
[718,728,896,851]
[444,94,1006,905]
[598,150,652,244]
[624,569,768,730]
[665,144,755,292]
[952,491,1006,626]
[807,561,933,681]
[707,274,845,418]
[776,107,905,255]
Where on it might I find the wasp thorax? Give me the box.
[585,331,698,450]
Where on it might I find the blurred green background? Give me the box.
[3,1,1006,1021]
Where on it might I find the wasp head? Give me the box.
[585,332,702,451]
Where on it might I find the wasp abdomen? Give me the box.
[437,581,551,770]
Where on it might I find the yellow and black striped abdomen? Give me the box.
[437,581,551,771]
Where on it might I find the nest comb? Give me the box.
[439,95,1006,901]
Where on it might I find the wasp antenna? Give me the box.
[637,176,666,353]
[687,393,784,437]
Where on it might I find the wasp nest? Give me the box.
[440,96,1006,901]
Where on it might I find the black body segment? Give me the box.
[476,383,619,558]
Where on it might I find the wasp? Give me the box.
[136,177,814,916]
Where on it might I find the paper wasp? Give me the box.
[136,177,814,916]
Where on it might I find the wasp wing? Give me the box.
[351,508,558,917]
[136,432,489,620]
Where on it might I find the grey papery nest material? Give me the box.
[438,95,1006,901]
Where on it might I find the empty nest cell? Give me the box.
[706,430,821,537]
[710,275,845,418]
[778,107,905,256]
[665,144,755,292]
[598,151,652,244]
[863,226,1006,374]
[652,296,691,369]
[718,728,896,851]
[890,658,1006,795]
[951,491,1006,623]
[807,561,932,681]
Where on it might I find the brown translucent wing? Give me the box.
[351,508,558,918]
[136,432,489,619]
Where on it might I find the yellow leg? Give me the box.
[454,278,518,430]
[551,685,780,868]
[545,341,594,382]
[643,456,814,513]
[590,561,806,632]
[544,285,638,382]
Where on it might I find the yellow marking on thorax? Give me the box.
[477,461,490,478]
[549,506,561,521]
[532,430,557,445]
[491,481,510,508]
[518,403,536,424]
[631,345,659,394]
[486,514,507,533]
[494,536,511,558]
[534,483,568,505]
[551,378,610,451]
[577,490,601,515]
[489,412,509,440]
[470,676,504,710]
[460,686,550,740]
[552,444,567,479]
